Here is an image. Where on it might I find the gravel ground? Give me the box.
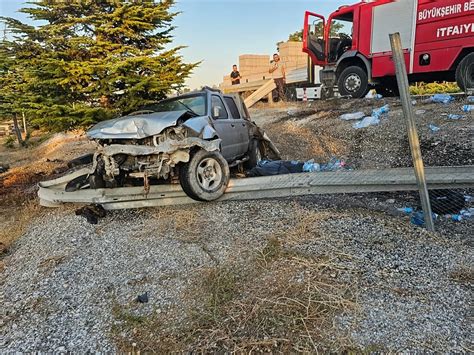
[1,195,472,352]
[1,99,473,352]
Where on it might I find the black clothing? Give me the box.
[230,70,240,85]
[273,78,285,102]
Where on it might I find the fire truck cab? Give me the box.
[303,0,474,98]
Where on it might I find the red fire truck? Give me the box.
[303,0,474,98]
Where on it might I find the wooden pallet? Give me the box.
[244,80,277,108]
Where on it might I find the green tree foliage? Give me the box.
[0,0,198,131]
[281,21,346,46]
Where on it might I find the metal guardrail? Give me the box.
[38,166,474,210]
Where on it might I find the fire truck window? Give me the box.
[307,16,325,62]
[328,17,353,63]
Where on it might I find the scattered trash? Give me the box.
[302,159,321,172]
[247,160,304,177]
[136,292,149,303]
[464,195,473,202]
[386,198,396,204]
[248,158,348,177]
[461,104,473,112]
[365,89,383,99]
[339,111,365,121]
[467,96,474,103]
[415,109,426,115]
[397,207,414,214]
[460,208,474,218]
[412,100,417,105]
[446,114,464,120]
[428,94,454,104]
[319,158,346,172]
[0,164,9,174]
[448,214,463,222]
[353,116,380,129]
[372,104,390,118]
[75,204,106,224]
[410,211,438,226]
[429,124,440,132]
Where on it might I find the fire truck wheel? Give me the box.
[455,53,473,92]
[338,66,369,98]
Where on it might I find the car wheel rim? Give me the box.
[345,73,361,92]
[256,144,262,162]
[196,157,223,191]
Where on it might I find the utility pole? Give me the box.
[389,32,435,231]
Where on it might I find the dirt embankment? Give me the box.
[252,97,473,169]
[0,133,94,254]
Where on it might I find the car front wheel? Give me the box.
[179,149,230,201]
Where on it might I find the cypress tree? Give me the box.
[0,0,198,131]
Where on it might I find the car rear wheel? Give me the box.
[245,139,263,169]
[179,149,230,201]
[338,66,369,98]
[455,53,473,92]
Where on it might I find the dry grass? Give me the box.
[152,206,202,243]
[0,199,43,255]
[0,132,92,256]
[111,208,359,353]
[449,266,474,285]
[267,120,348,161]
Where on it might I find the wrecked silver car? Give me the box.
[77,87,279,201]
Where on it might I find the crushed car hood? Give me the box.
[87,110,190,140]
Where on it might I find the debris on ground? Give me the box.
[247,158,348,177]
[353,115,380,129]
[339,111,365,121]
[427,93,454,104]
[0,164,10,174]
[351,104,389,129]
[136,292,149,303]
[365,89,383,100]
[429,124,440,132]
[445,113,464,120]
[461,104,473,112]
[415,109,426,115]
[75,204,106,224]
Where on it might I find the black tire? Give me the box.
[67,153,94,168]
[455,53,474,92]
[378,78,400,97]
[65,174,89,192]
[179,149,230,201]
[245,139,262,169]
[338,66,369,98]
[89,173,105,189]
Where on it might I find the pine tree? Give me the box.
[0,0,198,131]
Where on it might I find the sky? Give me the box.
[0,0,348,89]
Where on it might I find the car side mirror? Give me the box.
[212,106,221,119]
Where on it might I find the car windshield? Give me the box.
[146,94,206,116]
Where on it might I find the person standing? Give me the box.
[230,65,241,85]
[269,53,286,102]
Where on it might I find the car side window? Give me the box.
[211,95,228,119]
[224,97,241,119]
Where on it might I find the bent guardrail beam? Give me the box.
[38,166,474,210]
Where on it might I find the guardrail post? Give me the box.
[389,32,435,231]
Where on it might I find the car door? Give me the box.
[210,95,236,161]
[223,96,250,158]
